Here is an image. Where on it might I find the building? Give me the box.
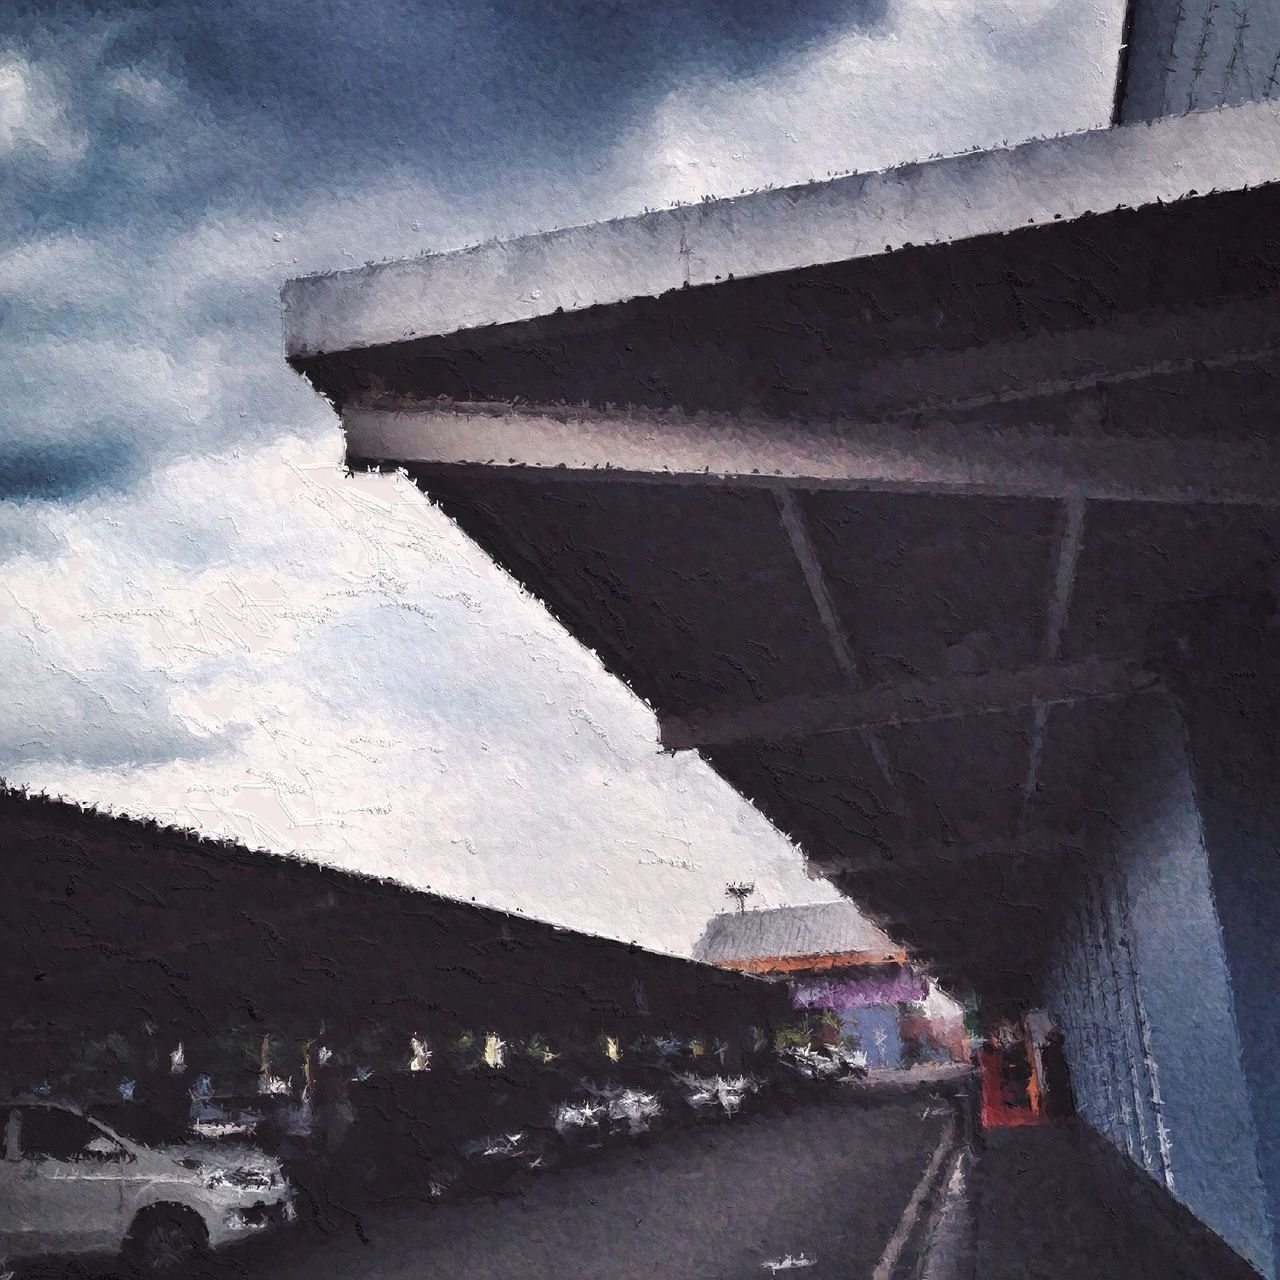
[0,787,787,1099]
[694,901,964,1068]
[282,36,1280,1278]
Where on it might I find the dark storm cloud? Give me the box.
[0,433,139,502]
[0,0,888,555]
[2,0,888,231]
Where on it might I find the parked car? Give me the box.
[342,1065,564,1201]
[829,1045,870,1080]
[183,1088,316,1160]
[543,1052,668,1148]
[598,1074,668,1138]
[550,1091,611,1152]
[0,1100,294,1274]
[557,1050,762,1135]
[670,1068,764,1121]
[768,1045,869,1102]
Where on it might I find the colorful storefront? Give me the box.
[695,902,965,1069]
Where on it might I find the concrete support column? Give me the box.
[1154,593,1280,1276]
[1043,674,1272,1275]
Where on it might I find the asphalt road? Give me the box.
[228,1091,955,1280]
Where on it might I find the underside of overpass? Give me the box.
[285,100,1280,1275]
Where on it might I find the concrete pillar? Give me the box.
[1044,679,1272,1275]
[1155,593,1280,1276]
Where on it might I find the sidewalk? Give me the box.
[864,1063,974,1087]
[841,1063,975,1099]
[918,1121,1262,1280]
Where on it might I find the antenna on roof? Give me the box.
[725,882,756,914]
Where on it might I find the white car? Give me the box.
[674,1072,758,1118]
[0,1101,294,1273]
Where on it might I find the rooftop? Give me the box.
[694,901,899,968]
[2,786,777,1037]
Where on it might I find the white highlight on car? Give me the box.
[783,1048,839,1077]
[190,1119,259,1140]
[466,1132,527,1160]
[833,1048,869,1074]
[409,1036,433,1072]
[762,1253,817,1271]
[0,1102,294,1273]
[603,1088,664,1135]
[554,1099,607,1133]
[777,1046,867,1081]
[676,1073,759,1115]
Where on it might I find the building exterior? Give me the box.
[694,902,964,1068]
[283,61,1280,1280]
[0,787,787,1100]
[1118,0,1280,124]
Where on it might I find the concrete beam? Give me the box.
[1021,497,1089,828]
[660,657,1151,751]
[832,293,1280,420]
[1041,497,1088,665]
[349,402,1280,507]
[284,100,1280,358]
[775,490,908,824]
[776,490,860,685]
[824,835,1075,877]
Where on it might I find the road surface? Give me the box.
[231,1090,956,1280]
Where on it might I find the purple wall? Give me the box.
[789,968,925,1010]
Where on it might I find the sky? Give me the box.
[0,0,1126,955]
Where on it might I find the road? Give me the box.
[230,1090,957,1280]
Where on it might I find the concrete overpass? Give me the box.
[284,91,1280,1278]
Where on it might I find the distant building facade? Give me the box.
[694,902,965,1069]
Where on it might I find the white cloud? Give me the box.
[106,65,176,112]
[6,335,215,437]
[0,53,88,164]
[4,435,836,952]
[0,232,100,298]
[599,0,1123,211]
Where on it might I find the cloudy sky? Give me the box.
[1,0,1125,954]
